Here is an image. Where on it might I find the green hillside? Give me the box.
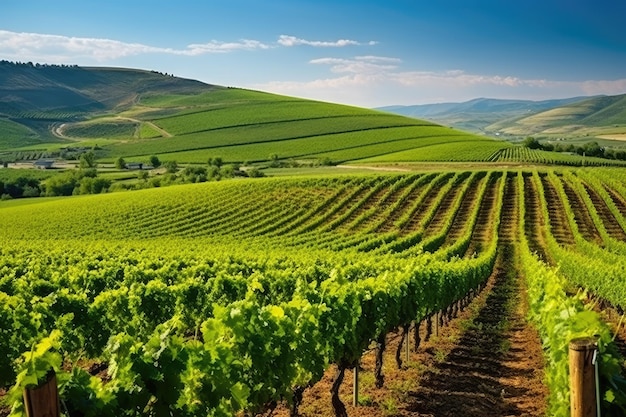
[99,88,498,164]
[0,61,213,115]
[5,62,620,168]
[0,61,216,148]
[487,94,626,138]
[0,61,508,164]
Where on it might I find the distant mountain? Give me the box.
[377,97,596,135]
[486,94,626,136]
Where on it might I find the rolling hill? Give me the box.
[486,94,626,137]
[377,97,587,133]
[379,94,626,142]
[0,61,213,115]
[0,62,510,165]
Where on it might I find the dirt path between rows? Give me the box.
[274,174,547,417]
[406,245,546,417]
[271,243,547,417]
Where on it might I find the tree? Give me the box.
[182,166,207,183]
[149,155,161,168]
[115,157,126,170]
[208,157,223,168]
[246,167,265,178]
[164,160,178,173]
[522,137,542,150]
[79,151,97,169]
[269,153,280,168]
[582,141,603,158]
[76,177,110,195]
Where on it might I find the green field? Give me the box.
[488,94,626,138]
[61,120,138,139]
[359,140,511,162]
[0,119,40,150]
[2,168,626,416]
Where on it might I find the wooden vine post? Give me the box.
[569,337,598,417]
[352,361,359,407]
[23,370,60,417]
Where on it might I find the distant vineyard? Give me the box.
[360,140,510,162]
[492,146,626,166]
[61,120,139,139]
[1,168,626,415]
[0,119,40,150]
[0,150,56,161]
[102,89,495,164]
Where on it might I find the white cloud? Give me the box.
[0,30,373,63]
[186,39,272,54]
[253,59,626,107]
[580,79,626,96]
[0,30,271,62]
[277,35,374,47]
[310,56,400,74]
[388,70,538,88]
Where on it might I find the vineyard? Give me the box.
[61,88,512,165]
[1,167,626,416]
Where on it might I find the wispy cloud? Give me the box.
[254,56,626,106]
[186,39,271,54]
[0,30,373,63]
[310,56,401,74]
[388,70,549,88]
[0,30,271,62]
[278,35,377,47]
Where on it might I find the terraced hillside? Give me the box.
[1,62,506,165]
[84,89,506,165]
[4,63,624,168]
[1,167,626,416]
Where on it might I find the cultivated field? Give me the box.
[2,167,626,416]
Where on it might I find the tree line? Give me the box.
[523,137,626,161]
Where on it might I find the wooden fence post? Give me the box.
[352,361,359,407]
[23,369,60,417]
[405,325,410,363]
[569,337,597,417]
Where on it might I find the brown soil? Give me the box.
[400,175,453,234]
[0,389,8,417]
[376,177,430,233]
[581,181,626,241]
[604,185,626,218]
[421,175,470,238]
[442,174,483,244]
[540,174,575,245]
[357,179,416,232]
[559,178,601,244]
[522,174,549,261]
[464,173,500,256]
[271,244,546,417]
[272,174,547,417]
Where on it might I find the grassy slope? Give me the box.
[0,118,40,149]
[9,63,613,166]
[488,94,626,136]
[1,63,506,164]
[96,88,504,164]
[0,63,216,148]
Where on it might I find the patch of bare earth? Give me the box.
[406,245,546,417]
[272,245,546,417]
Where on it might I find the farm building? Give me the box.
[33,159,54,169]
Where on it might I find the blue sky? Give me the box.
[1,0,625,107]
